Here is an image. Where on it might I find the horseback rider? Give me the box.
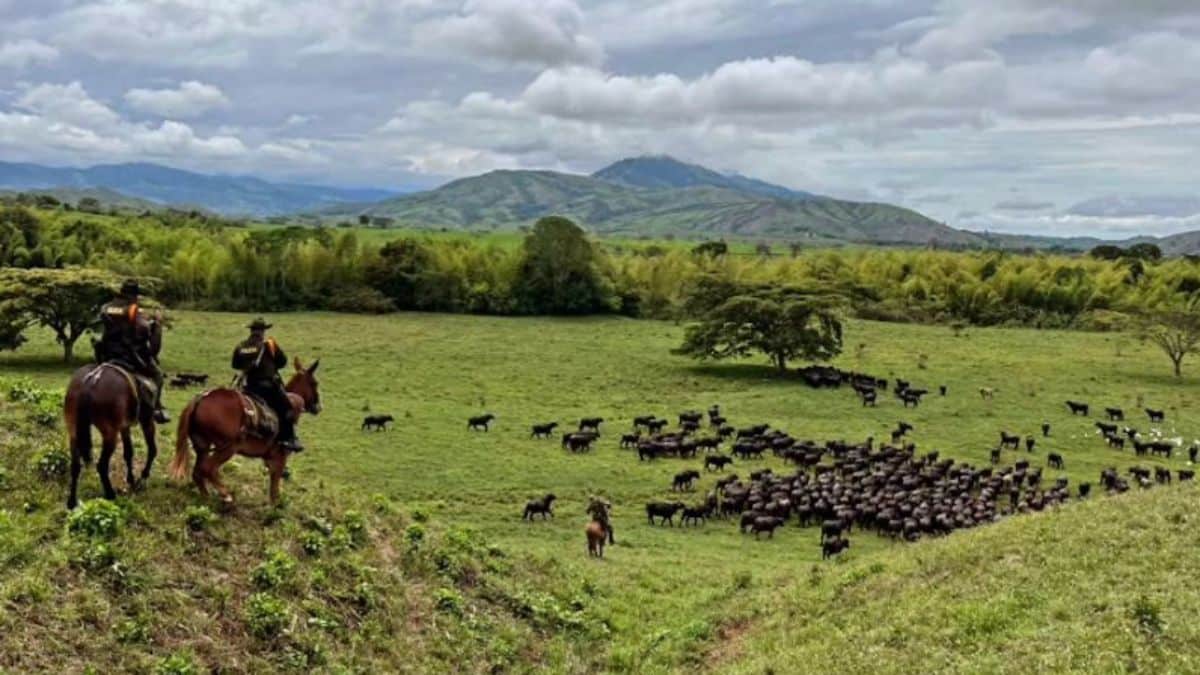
[586,497,614,545]
[95,279,170,424]
[231,318,302,452]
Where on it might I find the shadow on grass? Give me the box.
[681,363,797,383]
[0,354,79,375]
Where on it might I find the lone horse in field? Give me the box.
[169,357,321,505]
[64,319,163,509]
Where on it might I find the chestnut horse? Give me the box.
[169,358,321,505]
[586,521,607,558]
[63,318,163,509]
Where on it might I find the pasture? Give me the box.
[4,312,1199,671]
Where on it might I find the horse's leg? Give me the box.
[68,445,83,510]
[121,428,136,491]
[137,420,158,488]
[266,451,287,504]
[192,447,210,496]
[97,431,118,500]
[202,444,239,504]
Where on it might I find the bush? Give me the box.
[154,651,199,675]
[74,541,117,571]
[67,500,125,540]
[434,587,463,615]
[251,549,297,590]
[184,505,216,532]
[245,592,290,639]
[300,532,325,557]
[31,447,69,479]
[405,524,426,549]
[342,510,368,547]
[325,285,395,314]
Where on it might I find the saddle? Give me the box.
[87,363,157,417]
[235,391,280,440]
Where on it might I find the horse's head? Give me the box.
[286,357,323,415]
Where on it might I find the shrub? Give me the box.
[67,500,125,540]
[154,651,199,675]
[404,524,426,549]
[300,532,325,557]
[434,587,463,615]
[184,505,216,532]
[74,542,117,571]
[115,617,151,645]
[31,447,69,479]
[251,549,297,590]
[245,593,290,639]
[342,510,368,547]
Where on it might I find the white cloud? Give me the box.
[124,81,230,118]
[0,39,59,69]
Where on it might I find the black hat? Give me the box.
[120,279,140,297]
[247,317,272,331]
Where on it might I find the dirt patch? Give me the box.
[705,618,754,669]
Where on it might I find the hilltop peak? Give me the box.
[592,156,816,201]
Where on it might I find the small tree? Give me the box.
[674,286,843,372]
[691,241,728,258]
[513,216,612,314]
[0,268,131,362]
[1138,299,1200,377]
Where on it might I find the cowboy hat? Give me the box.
[247,317,273,330]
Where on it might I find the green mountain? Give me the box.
[332,160,980,246]
[592,155,817,200]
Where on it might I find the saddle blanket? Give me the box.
[236,392,280,440]
[87,363,157,414]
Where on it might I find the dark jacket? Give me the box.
[232,335,287,385]
[97,298,152,367]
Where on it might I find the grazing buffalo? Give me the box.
[1146,408,1165,423]
[822,537,850,560]
[1095,421,1118,436]
[705,455,734,471]
[468,413,495,431]
[1025,436,1036,453]
[531,422,559,439]
[562,432,598,452]
[820,519,843,543]
[1105,407,1124,421]
[646,501,686,526]
[633,415,657,430]
[672,470,701,491]
[361,414,394,431]
[620,432,641,448]
[979,387,996,399]
[999,432,1020,450]
[523,493,556,520]
[579,417,604,433]
[1066,400,1089,416]
[750,516,784,539]
[1041,422,1051,437]
[1047,452,1064,470]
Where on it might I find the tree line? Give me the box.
[4,200,1200,329]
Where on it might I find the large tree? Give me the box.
[0,268,136,362]
[1138,297,1200,377]
[513,216,612,314]
[674,285,844,372]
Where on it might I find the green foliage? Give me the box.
[300,531,325,557]
[67,500,125,540]
[513,216,613,314]
[184,505,216,532]
[251,549,298,590]
[153,651,199,675]
[0,267,131,361]
[434,587,464,615]
[1137,296,1200,376]
[244,592,291,639]
[675,284,844,371]
[31,447,69,479]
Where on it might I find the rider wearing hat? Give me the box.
[232,317,302,452]
[96,279,170,424]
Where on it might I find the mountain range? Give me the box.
[326,156,987,246]
[3,156,1198,254]
[0,161,397,217]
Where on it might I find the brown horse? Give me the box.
[63,363,162,509]
[64,315,163,510]
[586,521,607,558]
[169,357,321,505]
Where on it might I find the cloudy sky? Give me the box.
[2,0,1199,237]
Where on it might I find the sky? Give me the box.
[1,0,1199,238]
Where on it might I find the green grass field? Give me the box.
[3,312,1198,672]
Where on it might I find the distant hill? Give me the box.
[0,186,166,213]
[592,155,817,201]
[330,160,980,246]
[0,161,398,217]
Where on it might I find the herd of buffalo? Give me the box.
[359,364,1194,561]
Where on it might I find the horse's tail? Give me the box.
[73,390,94,465]
[169,398,197,480]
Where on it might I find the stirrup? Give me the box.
[280,438,304,453]
[154,408,171,424]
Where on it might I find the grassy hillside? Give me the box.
[728,484,1200,674]
[3,312,1200,672]
[336,168,972,246]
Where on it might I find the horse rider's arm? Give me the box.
[271,340,287,369]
